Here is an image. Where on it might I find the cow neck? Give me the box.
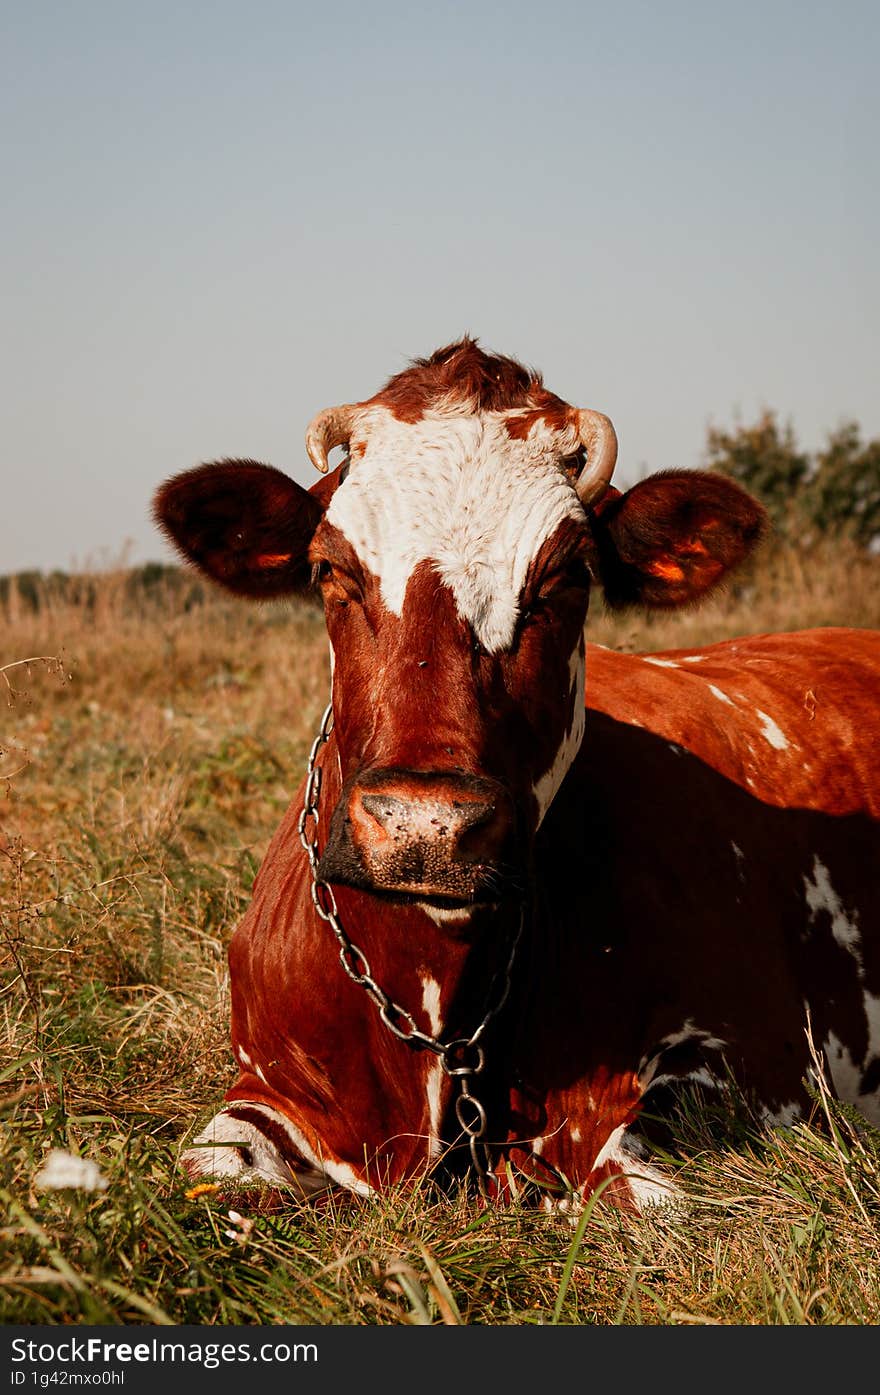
[299,702,526,1194]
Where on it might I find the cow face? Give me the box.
[154,341,764,918]
[311,407,596,908]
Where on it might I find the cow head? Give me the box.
[154,340,765,919]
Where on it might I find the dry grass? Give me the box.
[586,536,880,652]
[2,544,880,1326]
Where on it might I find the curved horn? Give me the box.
[575,409,618,506]
[305,404,358,474]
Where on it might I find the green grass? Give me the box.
[2,554,880,1325]
[3,1080,880,1324]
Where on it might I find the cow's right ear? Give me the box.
[152,459,325,598]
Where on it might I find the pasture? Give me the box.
[2,542,880,1326]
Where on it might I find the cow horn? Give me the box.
[575,409,618,506]
[305,405,359,474]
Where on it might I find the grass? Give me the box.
[2,543,880,1326]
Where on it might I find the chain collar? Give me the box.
[297,701,523,1196]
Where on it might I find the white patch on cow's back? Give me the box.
[326,407,585,653]
[532,639,586,824]
[643,656,679,669]
[709,684,734,706]
[681,654,705,663]
[803,856,862,966]
[755,708,789,750]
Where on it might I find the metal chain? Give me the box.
[297,700,523,1194]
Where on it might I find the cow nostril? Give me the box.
[360,793,405,828]
[452,800,494,831]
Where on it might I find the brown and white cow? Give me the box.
[155,339,880,1209]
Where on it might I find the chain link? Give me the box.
[298,700,523,1195]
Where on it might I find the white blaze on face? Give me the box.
[326,407,585,654]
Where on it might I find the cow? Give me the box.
[154,338,880,1210]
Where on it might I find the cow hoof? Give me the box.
[181,1105,329,1199]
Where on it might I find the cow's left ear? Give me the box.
[153,459,325,598]
[588,470,767,609]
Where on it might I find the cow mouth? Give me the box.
[346,887,505,910]
[316,836,525,908]
[315,858,523,908]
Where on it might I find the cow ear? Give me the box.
[153,459,325,598]
[588,470,767,609]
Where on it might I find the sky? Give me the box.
[2,0,878,574]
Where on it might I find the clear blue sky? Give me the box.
[2,0,878,573]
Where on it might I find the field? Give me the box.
[2,543,880,1326]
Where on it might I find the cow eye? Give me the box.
[519,560,591,629]
[561,557,592,591]
[536,559,592,600]
[315,560,363,604]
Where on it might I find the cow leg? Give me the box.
[181,1102,330,1200]
[580,1125,680,1212]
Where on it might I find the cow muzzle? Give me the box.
[317,769,520,905]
